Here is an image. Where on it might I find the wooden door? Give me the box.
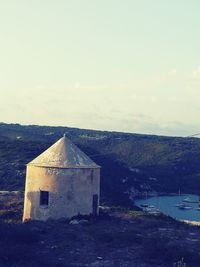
[92,194,98,215]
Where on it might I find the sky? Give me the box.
[0,0,200,137]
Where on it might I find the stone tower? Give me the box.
[23,135,100,221]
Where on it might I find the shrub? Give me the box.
[0,222,40,244]
[94,230,143,247]
[142,235,200,264]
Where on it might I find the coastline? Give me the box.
[181,219,200,226]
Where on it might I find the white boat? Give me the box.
[175,203,184,207]
[183,197,198,203]
[178,203,193,210]
[140,203,149,208]
[144,206,161,215]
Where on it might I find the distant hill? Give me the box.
[1,122,200,206]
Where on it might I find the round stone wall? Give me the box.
[23,165,100,221]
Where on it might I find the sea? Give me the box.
[135,194,200,222]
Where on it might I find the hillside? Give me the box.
[1,123,200,206]
[0,192,199,267]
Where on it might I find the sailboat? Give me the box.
[182,197,198,203]
[175,188,183,207]
[175,189,193,210]
[194,196,200,211]
[140,191,149,208]
[177,203,193,210]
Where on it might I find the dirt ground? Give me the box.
[0,192,200,267]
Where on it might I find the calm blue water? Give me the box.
[135,194,200,221]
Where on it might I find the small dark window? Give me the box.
[40,191,49,206]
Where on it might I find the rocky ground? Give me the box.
[0,192,200,267]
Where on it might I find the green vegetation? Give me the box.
[1,123,200,206]
[0,192,200,266]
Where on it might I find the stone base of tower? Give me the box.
[23,166,100,221]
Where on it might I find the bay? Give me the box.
[135,194,200,222]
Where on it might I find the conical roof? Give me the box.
[28,136,100,169]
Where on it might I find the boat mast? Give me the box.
[178,188,181,196]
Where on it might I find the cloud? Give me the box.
[2,71,200,137]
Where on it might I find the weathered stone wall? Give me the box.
[23,166,100,221]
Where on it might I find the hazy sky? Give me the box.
[1,0,200,136]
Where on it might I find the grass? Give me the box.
[0,193,200,266]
